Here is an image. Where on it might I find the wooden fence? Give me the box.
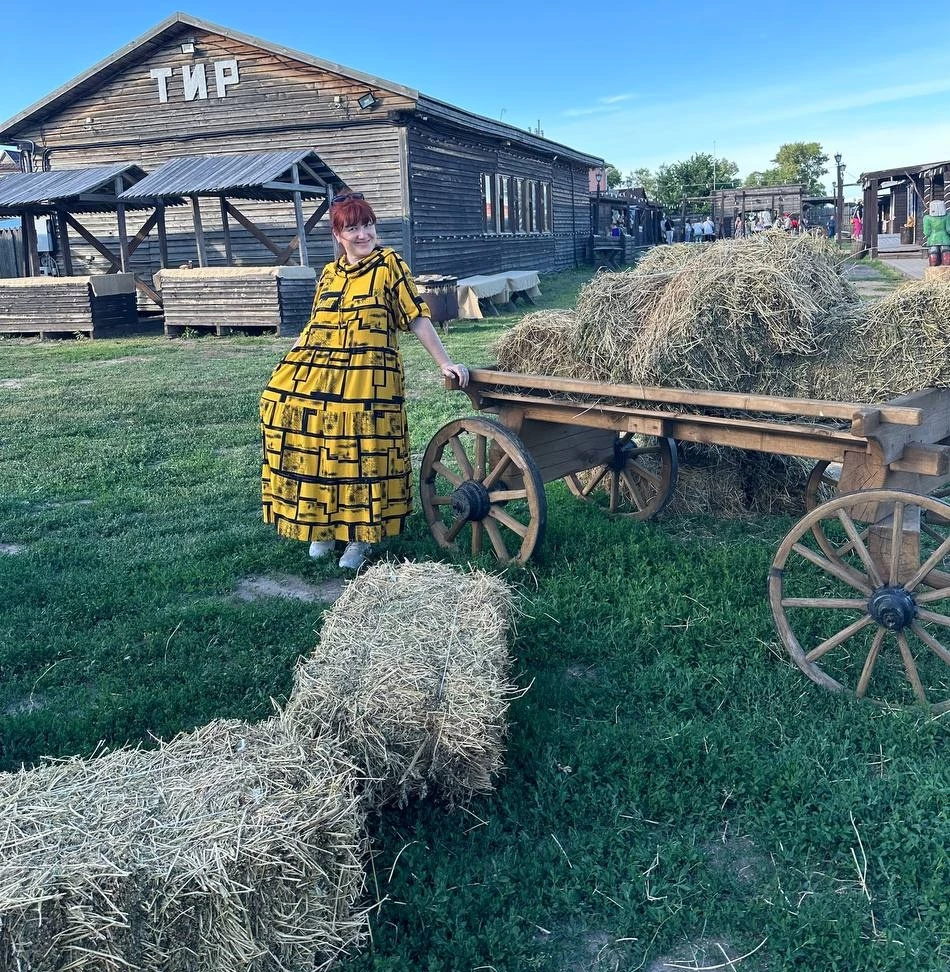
[0,229,22,278]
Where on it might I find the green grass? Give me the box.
[1,265,949,971]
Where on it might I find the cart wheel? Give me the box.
[770,488,950,712]
[563,434,678,518]
[420,417,546,566]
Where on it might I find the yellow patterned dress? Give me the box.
[260,246,426,544]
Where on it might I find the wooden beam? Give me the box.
[274,199,329,265]
[114,177,129,272]
[55,209,73,275]
[191,195,208,267]
[219,195,233,265]
[261,180,329,195]
[126,210,159,259]
[156,204,169,268]
[292,164,309,268]
[222,201,283,256]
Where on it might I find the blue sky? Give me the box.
[3,0,950,197]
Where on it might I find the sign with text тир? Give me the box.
[149,60,240,103]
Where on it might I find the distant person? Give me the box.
[684,221,693,243]
[702,216,715,242]
[827,215,836,239]
[692,220,704,242]
[851,210,863,241]
[734,214,745,238]
[662,216,674,244]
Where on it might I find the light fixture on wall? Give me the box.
[180,38,196,55]
[357,91,379,111]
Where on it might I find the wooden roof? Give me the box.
[0,163,171,215]
[118,150,341,202]
[860,160,950,184]
[0,12,602,170]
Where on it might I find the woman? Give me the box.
[260,193,469,570]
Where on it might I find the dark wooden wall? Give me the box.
[406,124,588,276]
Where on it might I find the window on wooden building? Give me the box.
[482,173,553,234]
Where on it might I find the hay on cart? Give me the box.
[281,560,520,807]
[0,718,366,972]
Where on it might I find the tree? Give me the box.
[625,167,657,197]
[604,164,623,189]
[652,152,740,210]
[769,142,828,195]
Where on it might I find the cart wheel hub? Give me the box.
[451,480,491,521]
[611,441,633,471]
[868,586,916,631]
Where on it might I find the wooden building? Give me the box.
[860,160,950,254]
[710,184,804,235]
[0,13,600,300]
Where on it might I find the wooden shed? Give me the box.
[860,160,950,254]
[0,12,601,301]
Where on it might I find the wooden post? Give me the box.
[219,195,233,266]
[191,195,208,267]
[21,211,36,276]
[156,204,169,268]
[115,176,130,272]
[865,179,878,257]
[291,164,309,267]
[56,209,73,275]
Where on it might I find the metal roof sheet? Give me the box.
[0,163,150,210]
[118,150,341,201]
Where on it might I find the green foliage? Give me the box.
[1,265,948,971]
[625,166,657,197]
[743,143,829,195]
[654,152,740,210]
[604,163,622,189]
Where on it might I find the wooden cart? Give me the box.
[419,369,950,711]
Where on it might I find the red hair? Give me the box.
[330,197,377,234]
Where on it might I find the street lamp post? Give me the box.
[835,152,844,245]
[595,168,602,235]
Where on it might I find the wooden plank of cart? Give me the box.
[419,369,950,712]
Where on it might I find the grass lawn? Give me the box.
[1,264,948,971]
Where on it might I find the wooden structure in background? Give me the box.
[710,183,804,234]
[860,160,950,255]
[0,273,138,338]
[157,266,316,336]
[0,13,600,284]
[0,164,175,304]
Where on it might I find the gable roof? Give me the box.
[0,12,418,138]
[0,13,602,168]
[0,163,159,214]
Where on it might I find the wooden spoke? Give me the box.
[474,434,487,480]
[897,632,928,704]
[448,435,474,480]
[915,587,950,604]
[781,597,868,609]
[837,509,884,589]
[488,505,529,537]
[564,435,677,520]
[904,532,950,594]
[580,465,609,497]
[432,461,462,487]
[911,623,950,667]
[484,519,510,561]
[790,541,873,595]
[482,453,512,490]
[916,608,950,629]
[420,417,546,565]
[770,489,950,710]
[856,629,887,699]
[806,614,874,663]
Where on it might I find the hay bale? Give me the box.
[493,309,583,378]
[280,561,519,807]
[0,719,366,972]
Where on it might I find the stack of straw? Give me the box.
[281,560,520,807]
[0,561,520,970]
[0,719,366,972]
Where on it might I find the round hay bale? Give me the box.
[280,561,519,808]
[0,719,366,972]
[493,309,583,377]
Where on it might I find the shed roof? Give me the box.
[118,150,340,202]
[0,163,166,214]
[861,160,950,183]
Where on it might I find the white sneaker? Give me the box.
[309,540,335,559]
[338,541,371,570]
